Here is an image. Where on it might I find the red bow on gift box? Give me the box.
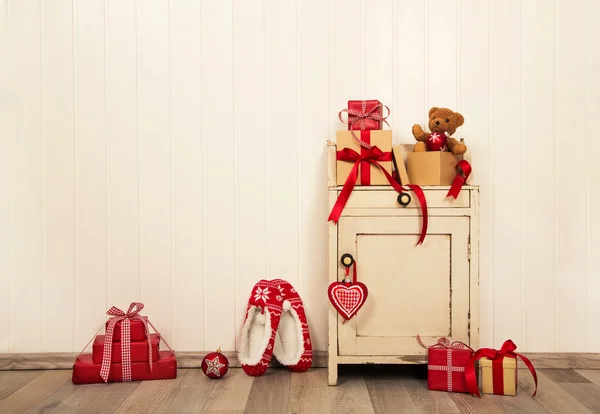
[328,146,428,245]
[465,339,538,398]
[338,100,391,149]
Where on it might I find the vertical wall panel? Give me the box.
[299,0,329,351]
[73,0,108,351]
[265,0,299,285]
[489,0,523,346]
[106,0,140,308]
[41,0,75,352]
[363,0,393,129]
[428,0,457,108]
[170,0,204,352]
[8,0,44,352]
[458,0,491,347]
[394,1,426,144]
[200,0,236,350]
[232,0,266,348]
[555,0,587,351]
[0,0,8,353]
[522,0,556,352]
[329,0,361,135]
[586,0,600,351]
[137,0,172,340]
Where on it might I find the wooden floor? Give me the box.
[1,365,600,413]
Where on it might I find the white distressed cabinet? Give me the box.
[327,142,480,386]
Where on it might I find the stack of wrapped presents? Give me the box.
[72,302,177,385]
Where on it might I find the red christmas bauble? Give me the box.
[426,131,448,151]
[201,348,229,379]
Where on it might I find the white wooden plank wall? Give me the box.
[1,0,599,354]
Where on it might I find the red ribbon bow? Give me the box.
[465,339,538,398]
[417,334,474,352]
[100,302,152,382]
[338,102,391,149]
[447,160,472,199]
[328,146,429,245]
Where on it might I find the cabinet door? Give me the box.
[337,216,470,356]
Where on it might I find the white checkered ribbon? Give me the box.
[338,100,391,149]
[417,334,474,392]
[100,302,152,383]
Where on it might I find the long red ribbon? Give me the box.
[328,146,429,245]
[447,160,472,199]
[465,339,538,398]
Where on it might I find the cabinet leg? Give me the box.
[327,357,338,386]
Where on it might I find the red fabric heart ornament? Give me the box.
[327,281,368,320]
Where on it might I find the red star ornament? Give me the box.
[201,348,229,379]
[426,131,448,151]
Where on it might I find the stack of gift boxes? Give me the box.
[329,99,429,245]
[72,302,177,385]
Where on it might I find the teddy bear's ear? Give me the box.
[454,112,464,127]
[428,107,439,118]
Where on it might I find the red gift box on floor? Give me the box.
[417,335,474,393]
[72,351,177,385]
[92,333,160,364]
[107,319,147,342]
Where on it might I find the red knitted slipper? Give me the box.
[238,280,283,376]
[271,279,312,372]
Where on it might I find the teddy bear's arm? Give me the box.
[412,124,427,142]
[447,137,467,155]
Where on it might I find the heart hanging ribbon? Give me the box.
[327,259,368,320]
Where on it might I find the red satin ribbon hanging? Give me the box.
[464,339,538,398]
[328,145,429,245]
[447,160,472,199]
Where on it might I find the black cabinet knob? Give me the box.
[397,193,411,206]
[340,253,354,267]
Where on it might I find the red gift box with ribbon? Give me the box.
[92,333,160,364]
[417,335,474,393]
[107,319,147,342]
[72,351,177,385]
[339,99,390,131]
[72,302,177,385]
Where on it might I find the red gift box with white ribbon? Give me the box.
[417,335,474,393]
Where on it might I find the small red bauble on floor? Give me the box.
[201,348,229,379]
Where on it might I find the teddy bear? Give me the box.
[412,107,467,154]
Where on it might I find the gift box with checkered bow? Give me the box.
[417,334,475,393]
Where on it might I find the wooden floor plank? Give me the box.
[517,370,593,414]
[156,369,216,413]
[0,370,71,413]
[574,370,600,386]
[243,369,290,414]
[29,381,140,413]
[558,383,600,413]
[0,370,44,400]
[540,369,591,383]
[449,391,504,414]
[202,368,254,412]
[366,375,461,413]
[115,370,190,414]
[290,369,374,413]
[488,390,548,414]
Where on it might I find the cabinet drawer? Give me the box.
[342,189,470,209]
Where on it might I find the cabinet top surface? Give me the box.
[328,185,479,192]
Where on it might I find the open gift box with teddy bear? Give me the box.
[403,106,473,186]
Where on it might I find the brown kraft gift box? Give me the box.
[336,130,392,186]
[406,151,461,186]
